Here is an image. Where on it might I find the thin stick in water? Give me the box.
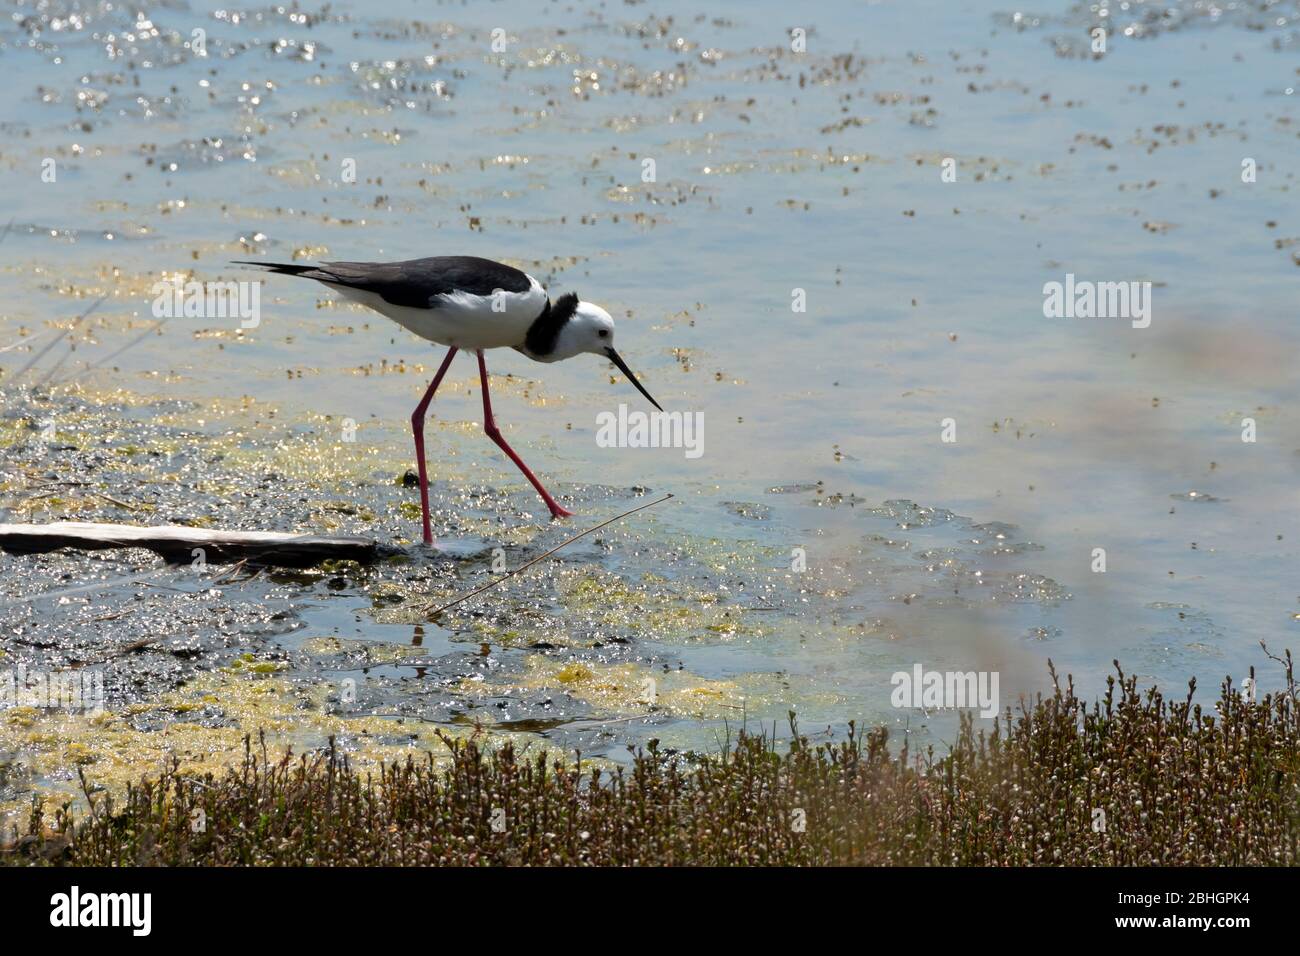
[420,492,673,618]
[11,295,105,383]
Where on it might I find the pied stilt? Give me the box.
[234,255,661,545]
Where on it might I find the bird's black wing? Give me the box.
[233,256,532,309]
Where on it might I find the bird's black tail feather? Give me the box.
[230,260,320,277]
[231,260,351,289]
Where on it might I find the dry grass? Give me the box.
[6,653,1300,866]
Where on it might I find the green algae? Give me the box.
[459,655,744,723]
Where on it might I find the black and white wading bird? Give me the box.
[234,256,662,546]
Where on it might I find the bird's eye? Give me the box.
[598,329,609,338]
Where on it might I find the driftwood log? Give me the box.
[0,522,402,568]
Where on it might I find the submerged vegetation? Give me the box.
[6,656,1299,866]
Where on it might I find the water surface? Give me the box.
[1,0,1297,803]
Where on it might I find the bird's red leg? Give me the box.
[476,350,574,519]
[411,347,459,545]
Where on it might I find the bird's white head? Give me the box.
[555,299,617,359]
[546,294,661,411]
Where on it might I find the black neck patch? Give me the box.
[524,292,579,356]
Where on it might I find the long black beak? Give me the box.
[605,347,662,411]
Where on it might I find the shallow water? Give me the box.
[1,0,1298,811]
